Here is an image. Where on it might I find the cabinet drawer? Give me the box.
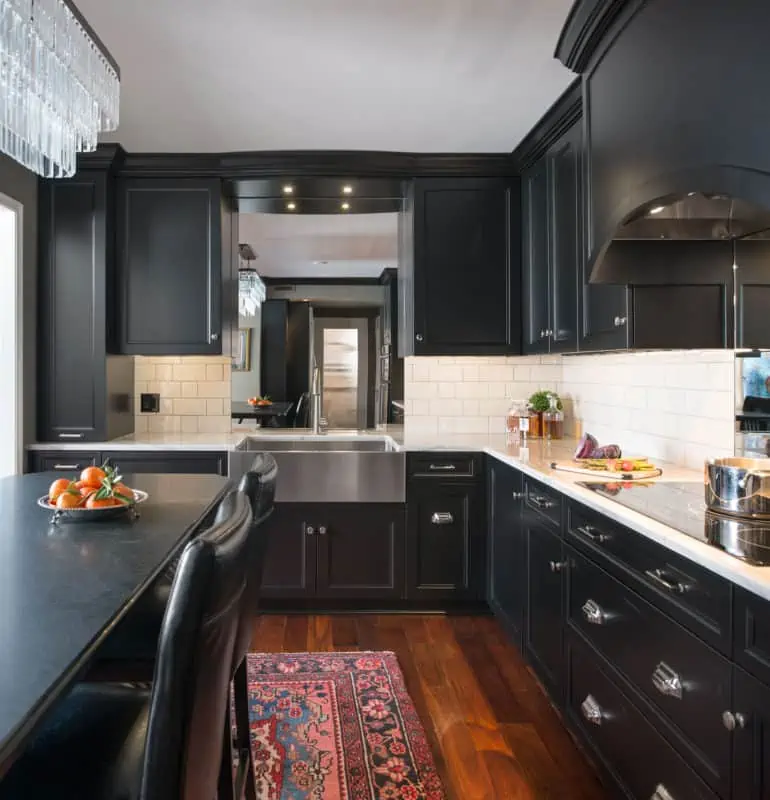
[734,587,770,686]
[566,501,732,653]
[566,633,719,800]
[524,477,562,528]
[407,453,479,479]
[28,451,100,473]
[567,545,731,794]
[101,451,227,476]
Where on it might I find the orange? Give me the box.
[80,466,107,489]
[86,495,118,510]
[112,483,133,502]
[48,478,73,504]
[56,492,83,509]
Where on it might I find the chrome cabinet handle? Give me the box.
[53,463,81,470]
[549,560,568,573]
[722,710,748,730]
[545,329,553,336]
[580,695,604,726]
[210,332,219,342]
[652,662,683,699]
[318,526,327,535]
[581,599,608,625]
[306,525,315,536]
[540,329,546,338]
[415,334,424,342]
[531,495,556,509]
[429,464,456,471]
[651,784,675,800]
[58,433,83,439]
[431,512,454,525]
[645,568,689,594]
[512,491,524,500]
[577,524,609,543]
[614,316,628,327]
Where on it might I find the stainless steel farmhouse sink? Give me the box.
[228,437,405,503]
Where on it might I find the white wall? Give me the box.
[404,350,735,468]
[231,309,262,402]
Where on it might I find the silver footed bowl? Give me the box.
[37,490,149,524]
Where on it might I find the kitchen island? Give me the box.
[0,471,229,780]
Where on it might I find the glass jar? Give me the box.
[543,395,564,440]
[505,400,529,437]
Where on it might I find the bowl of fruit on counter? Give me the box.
[38,463,148,524]
[247,395,272,407]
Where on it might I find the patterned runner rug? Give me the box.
[246,651,445,800]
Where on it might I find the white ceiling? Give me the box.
[76,0,575,152]
[238,212,398,278]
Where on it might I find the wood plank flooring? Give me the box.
[249,615,608,799]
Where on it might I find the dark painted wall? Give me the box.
[0,154,37,447]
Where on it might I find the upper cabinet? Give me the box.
[38,166,134,443]
[400,177,521,356]
[117,178,229,355]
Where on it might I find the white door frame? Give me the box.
[0,192,23,475]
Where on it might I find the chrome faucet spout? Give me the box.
[310,365,323,434]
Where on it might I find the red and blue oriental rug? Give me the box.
[246,651,445,800]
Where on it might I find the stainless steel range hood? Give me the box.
[592,193,770,284]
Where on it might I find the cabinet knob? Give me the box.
[210,332,220,342]
[580,694,604,726]
[549,560,568,573]
[722,710,748,730]
[546,329,553,337]
[511,491,524,500]
[613,316,627,327]
[651,785,675,800]
[581,599,609,625]
[306,525,315,536]
[415,333,423,342]
[431,512,454,525]
[318,525,327,535]
[540,329,546,338]
[651,661,683,699]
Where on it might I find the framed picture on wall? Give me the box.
[232,328,252,372]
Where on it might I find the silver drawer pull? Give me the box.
[577,524,609,544]
[722,710,748,730]
[53,463,80,470]
[58,433,83,439]
[512,491,524,500]
[581,599,609,625]
[651,784,675,800]
[431,512,454,525]
[429,464,456,471]
[652,662,683,699]
[531,495,556,510]
[644,568,689,595]
[580,694,604,726]
[549,560,568,573]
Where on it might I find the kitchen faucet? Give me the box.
[310,362,324,434]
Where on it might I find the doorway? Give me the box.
[0,194,22,476]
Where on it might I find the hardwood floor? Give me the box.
[249,614,608,799]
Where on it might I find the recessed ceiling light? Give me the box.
[283,185,294,194]
[341,202,350,211]
[648,205,665,215]
[342,185,353,195]
[286,202,296,211]
[313,260,329,265]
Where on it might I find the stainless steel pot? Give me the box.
[705,457,770,519]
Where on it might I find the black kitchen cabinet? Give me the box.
[28,451,100,473]
[406,481,485,601]
[488,460,525,643]
[732,666,770,800]
[315,504,405,599]
[261,503,405,600]
[101,450,227,476]
[117,178,226,355]
[523,515,564,701]
[38,169,134,443]
[521,119,580,353]
[401,177,520,356]
[736,240,770,350]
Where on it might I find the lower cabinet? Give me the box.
[732,666,770,799]
[406,480,485,601]
[28,449,227,475]
[524,515,565,701]
[260,503,406,601]
[28,451,100,473]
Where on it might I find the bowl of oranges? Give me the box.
[38,462,148,523]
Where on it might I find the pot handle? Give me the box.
[738,469,770,491]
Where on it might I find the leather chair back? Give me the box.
[140,491,252,800]
[230,453,278,670]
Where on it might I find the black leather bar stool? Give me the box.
[0,491,254,800]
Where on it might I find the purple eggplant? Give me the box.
[574,433,599,460]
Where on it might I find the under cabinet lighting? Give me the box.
[341,202,350,211]
[342,185,353,194]
[287,202,296,211]
[283,185,294,194]
[648,205,666,215]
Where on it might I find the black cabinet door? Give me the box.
[736,240,770,349]
[412,178,518,355]
[522,160,551,354]
[548,121,580,352]
[524,516,564,701]
[315,504,405,599]
[488,461,525,643]
[38,174,108,442]
[406,481,484,601]
[101,451,227,476]
[118,178,222,355]
[733,666,770,800]
[260,505,317,599]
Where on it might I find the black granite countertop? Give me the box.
[0,471,229,778]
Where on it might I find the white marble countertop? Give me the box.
[28,429,770,600]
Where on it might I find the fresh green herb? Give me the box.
[528,390,562,413]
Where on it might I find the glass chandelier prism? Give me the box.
[0,0,120,178]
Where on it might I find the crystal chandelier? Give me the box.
[239,270,266,318]
[0,0,120,178]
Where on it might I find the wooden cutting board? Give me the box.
[549,460,663,481]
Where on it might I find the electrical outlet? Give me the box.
[140,393,160,413]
